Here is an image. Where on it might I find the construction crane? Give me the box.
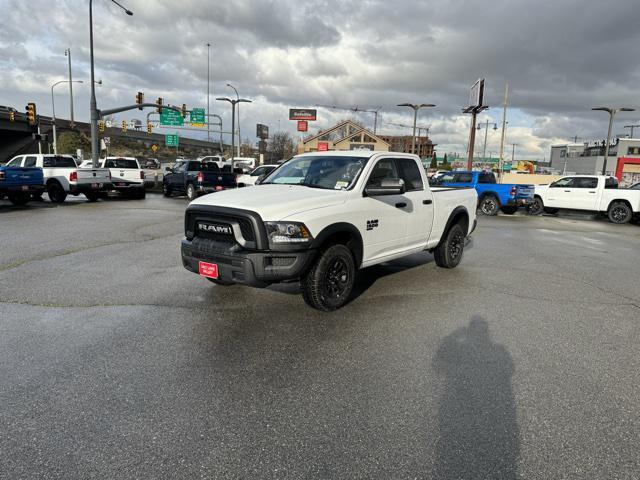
[387,122,431,138]
[314,104,382,134]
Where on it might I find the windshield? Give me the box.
[105,158,139,169]
[261,156,368,190]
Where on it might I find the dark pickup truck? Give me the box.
[0,163,45,206]
[163,159,237,200]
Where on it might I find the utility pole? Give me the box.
[498,82,509,180]
[511,143,518,163]
[206,42,211,143]
[623,124,640,139]
[592,107,635,175]
[397,103,436,155]
[64,48,75,128]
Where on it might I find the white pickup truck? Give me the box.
[181,151,477,310]
[6,154,111,203]
[530,175,640,224]
[98,157,146,198]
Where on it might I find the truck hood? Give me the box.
[189,184,348,220]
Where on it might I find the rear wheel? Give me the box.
[434,223,465,269]
[528,197,544,215]
[85,192,99,202]
[186,183,197,200]
[302,244,356,311]
[47,182,67,203]
[162,182,172,197]
[8,192,31,206]
[478,195,500,216]
[608,202,632,224]
[500,206,518,215]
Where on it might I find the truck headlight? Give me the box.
[265,221,313,244]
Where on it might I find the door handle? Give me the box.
[423,199,433,205]
[589,191,596,193]
[564,190,571,192]
[395,202,407,208]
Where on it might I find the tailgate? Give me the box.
[515,184,535,199]
[76,168,111,183]
[3,167,44,185]
[110,168,142,184]
[204,172,237,188]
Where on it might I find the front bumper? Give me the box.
[181,238,315,287]
[69,182,111,194]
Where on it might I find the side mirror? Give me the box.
[164,166,172,173]
[364,178,405,196]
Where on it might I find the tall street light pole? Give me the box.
[51,79,83,154]
[89,0,132,168]
[477,119,498,161]
[64,48,75,128]
[207,42,211,143]
[592,107,635,175]
[217,97,252,163]
[212,113,223,152]
[623,123,640,139]
[397,103,436,155]
[511,143,518,163]
[227,84,241,156]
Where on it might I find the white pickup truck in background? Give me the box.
[6,154,111,203]
[181,151,477,311]
[530,175,640,223]
[97,157,146,199]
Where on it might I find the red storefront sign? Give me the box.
[317,142,329,151]
[297,120,308,132]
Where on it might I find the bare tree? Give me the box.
[268,131,295,161]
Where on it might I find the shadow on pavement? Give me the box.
[432,316,520,479]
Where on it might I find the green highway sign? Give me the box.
[165,133,179,147]
[190,108,206,126]
[160,109,184,126]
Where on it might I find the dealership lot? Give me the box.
[1,195,639,479]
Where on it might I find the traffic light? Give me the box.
[181,103,187,117]
[147,122,152,134]
[156,97,163,113]
[121,120,127,132]
[25,102,37,125]
[98,120,105,132]
[9,110,15,122]
[136,91,144,109]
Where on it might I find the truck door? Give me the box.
[171,161,188,192]
[358,157,410,262]
[547,177,576,208]
[569,177,600,210]
[396,158,434,249]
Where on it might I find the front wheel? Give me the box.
[162,182,172,197]
[500,206,518,215]
[478,195,500,216]
[608,202,632,224]
[528,197,544,215]
[8,192,31,206]
[302,244,356,311]
[433,223,465,269]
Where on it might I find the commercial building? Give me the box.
[299,120,390,153]
[549,138,640,177]
[377,135,436,158]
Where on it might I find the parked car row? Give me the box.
[0,154,146,205]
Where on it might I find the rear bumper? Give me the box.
[111,181,145,191]
[197,185,237,194]
[1,184,45,194]
[181,238,315,287]
[505,197,534,206]
[69,182,111,193]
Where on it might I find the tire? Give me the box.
[186,183,197,201]
[137,188,146,199]
[47,182,67,203]
[608,202,632,224]
[500,206,518,215]
[478,195,500,216]
[543,207,559,215]
[302,244,356,311]
[433,223,465,269]
[85,192,99,202]
[528,197,544,215]
[8,192,31,206]
[206,277,235,286]
[162,182,172,197]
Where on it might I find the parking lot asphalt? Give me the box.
[1,194,639,479]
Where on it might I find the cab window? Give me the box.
[573,177,598,189]
[396,158,423,191]
[366,159,399,188]
[478,172,496,184]
[6,157,23,167]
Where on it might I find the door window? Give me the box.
[605,177,618,189]
[396,158,424,191]
[573,177,598,189]
[366,159,399,188]
[173,162,187,173]
[23,156,37,167]
[550,178,575,188]
[6,157,23,167]
[478,172,496,184]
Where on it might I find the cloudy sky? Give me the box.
[1,0,639,160]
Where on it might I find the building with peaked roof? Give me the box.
[299,120,390,153]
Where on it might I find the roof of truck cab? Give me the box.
[295,150,418,158]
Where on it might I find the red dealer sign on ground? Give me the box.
[317,142,329,151]
[297,120,308,132]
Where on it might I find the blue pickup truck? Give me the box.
[434,171,534,215]
[0,162,45,206]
